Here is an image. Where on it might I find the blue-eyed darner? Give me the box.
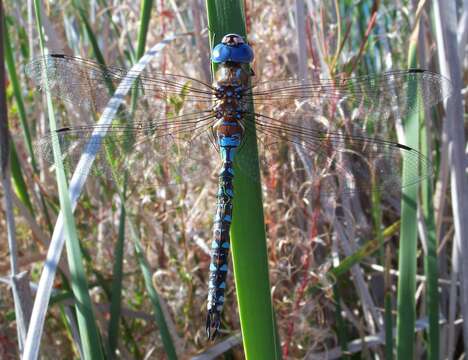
[26,33,452,340]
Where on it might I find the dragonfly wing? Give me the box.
[237,112,431,197]
[36,111,218,187]
[26,54,215,113]
[248,70,452,121]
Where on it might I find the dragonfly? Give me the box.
[26,33,452,340]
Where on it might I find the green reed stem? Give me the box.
[420,36,439,360]
[396,21,421,359]
[206,1,280,359]
[4,15,47,220]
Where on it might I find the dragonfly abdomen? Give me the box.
[205,114,244,339]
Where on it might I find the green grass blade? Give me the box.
[72,2,109,73]
[4,15,48,219]
[371,178,394,359]
[420,44,439,360]
[206,1,279,358]
[130,0,154,111]
[384,292,394,359]
[4,16,35,170]
[330,221,400,279]
[9,144,34,214]
[135,0,153,59]
[395,114,419,359]
[395,27,421,359]
[107,199,126,358]
[421,119,439,360]
[333,286,349,358]
[6,14,56,232]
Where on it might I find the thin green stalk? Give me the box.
[384,293,394,356]
[206,1,279,359]
[371,181,393,359]
[107,195,127,358]
[96,0,129,63]
[413,5,440,358]
[421,129,439,360]
[395,107,419,359]
[77,241,142,358]
[73,2,108,71]
[333,286,349,358]
[130,0,154,120]
[4,15,54,226]
[9,145,34,215]
[131,222,178,360]
[330,221,400,279]
[4,16,35,170]
[135,0,153,61]
[396,14,422,358]
[26,1,104,359]
[420,49,439,360]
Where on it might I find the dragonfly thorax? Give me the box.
[213,89,244,121]
[213,63,250,123]
[214,84,243,100]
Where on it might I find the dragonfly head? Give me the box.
[221,34,245,46]
[211,34,254,64]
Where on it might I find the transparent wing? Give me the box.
[234,69,450,197]
[26,54,215,112]
[235,111,431,198]
[27,54,222,185]
[247,69,452,120]
[36,111,219,186]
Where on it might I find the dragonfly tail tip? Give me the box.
[205,311,220,341]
